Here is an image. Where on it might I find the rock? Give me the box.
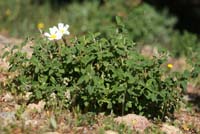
[0,35,11,45]
[0,111,16,126]
[0,60,9,70]
[27,100,46,113]
[114,114,151,132]
[141,45,158,58]
[25,119,38,126]
[75,127,89,134]
[175,111,200,132]
[105,130,118,134]
[24,92,32,101]
[161,123,182,134]
[1,93,14,102]
[21,100,46,120]
[187,83,200,95]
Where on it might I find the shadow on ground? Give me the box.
[187,93,200,112]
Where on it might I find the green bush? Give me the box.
[57,0,177,46]
[170,31,200,88]
[4,24,187,119]
[171,31,200,57]
[0,0,175,43]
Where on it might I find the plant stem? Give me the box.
[62,37,67,46]
[54,41,60,55]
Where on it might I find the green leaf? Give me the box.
[59,69,65,74]
[20,37,29,48]
[126,101,132,108]
[102,51,114,58]
[81,55,96,65]
[38,75,48,83]
[77,75,90,85]
[49,69,54,75]
[11,45,19,52]
[180,81,187,92]
[115,16,124,27]
[50,76,56,84]
[87,85,93,95]
[107,102,112,109]
[35,67,39,73]
[84,102,89,107]
[146,79,157,92]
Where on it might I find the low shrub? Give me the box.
[4,24,187,119]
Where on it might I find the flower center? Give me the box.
[50,34,57,39]
[61,29,64,33]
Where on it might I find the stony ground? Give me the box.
[0,35,200,134]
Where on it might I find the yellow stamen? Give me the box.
[61,29,64,33]
[50,34,57,39]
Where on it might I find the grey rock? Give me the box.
[114,114,151,132]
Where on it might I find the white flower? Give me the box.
[57,23,70,36]
[44,26,62,40]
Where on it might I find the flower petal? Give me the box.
[64,31,70,35]
[44,32,50,37]
[50,26,58,34]
[58,23,64,29]
[48,37,54,40]
[56,32,62,40]
[64,24,69,29]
